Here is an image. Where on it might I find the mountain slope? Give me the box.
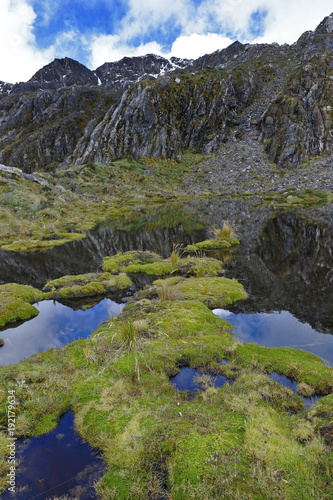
[1,13,333,172]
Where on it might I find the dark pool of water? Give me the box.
[170,367,321,409]
[213,309,333,367]
[1,411,105,500]
[268,372,321,409]
[170,367,228,392]
[0,298,123,366]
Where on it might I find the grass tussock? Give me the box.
[119,320,137,352]
[297,382,315,397]
[211,220,236,239]
[156,280,182,302]
[170,243,183,268]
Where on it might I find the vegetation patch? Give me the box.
[186,237,239,251]
[43,271,132,299]
[233,343,333,395]
[102,251,163,273]
[0,232,85,252]
[186,222,239,252]
[0,283,44,327]
[104,252,224,278]
[307,394,333,448]
[151,276,247,309]
[263,188,332,208]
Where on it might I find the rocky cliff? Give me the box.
[1,13,333,172]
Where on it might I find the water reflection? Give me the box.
[213,309,333,366]
[1,199,333,351]
[1,411,105,499]
[170,367,228,392]
[0,201,208,288]
[0,298,123,366]
[226,210,333,334]
[268,372,321,409]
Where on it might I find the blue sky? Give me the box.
[1,0,333,83]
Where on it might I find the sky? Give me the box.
[1,0,333,83]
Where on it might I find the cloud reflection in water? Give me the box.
[0,298,123,366]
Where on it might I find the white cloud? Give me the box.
[119,0,192,41]
[199,0,333,44]
[1,0,333,82]
[251,0,333,44]
[0,0,54,83]
[89,35,164,69]
[168,33,234,60]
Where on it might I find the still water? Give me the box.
[0,298,123,366]
[213,309,333,366]
[170,367,228,392]
[1,411,105,500]
[268,372,321,408]
[170,366,321,408]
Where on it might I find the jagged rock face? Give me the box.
[1,12,333,171]
[190,41,246,71]
[74,68,263,164]
[29,57,99,88]
[314,13,333,34]
[95,54,191,88]
[10,58,99,94]
[260,52,333,168]
[0,81,13,97]
[259,13,333,168]
[0,87,118,172]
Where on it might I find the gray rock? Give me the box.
[0,164,22,176]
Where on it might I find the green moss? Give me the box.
[44,271,132,299]
[0,283,44,327]
[102,251,163,273]
[152,276,247,309]
[234,343,333,395]
[103,252,224,278]
[0,232,85,252]
[307,394,333,446]
[186,237,240,251]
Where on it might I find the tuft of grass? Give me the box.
[119,320,137,352]
[170,250,179,268]
[211,220,236,239]
[170,243,184,268]
[156,280,182,302]
[297,382,315,397]
[196,262,206,277]
[193,373,214,391]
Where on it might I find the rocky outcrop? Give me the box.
[260,52,333,168]
[260,15,333,168]
[0,86,119,172]
[74,68,264,164]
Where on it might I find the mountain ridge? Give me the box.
[1,12,333,172]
